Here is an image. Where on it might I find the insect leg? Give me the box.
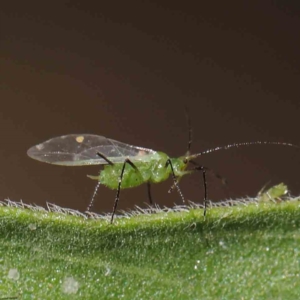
[189,160,227,186]
[97,152,114,165]
[192,165,208,216]
[189,160,229,216]
[147,182,153,205]
[86,152,114,212]
[165,159,185,203]
[111,158,138,224]
[86,181,101,212]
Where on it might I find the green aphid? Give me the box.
[27,131,298,223]
[257,183,288,203]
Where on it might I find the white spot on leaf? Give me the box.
[62,277,79,294]
[8,268,20,280]
[28,223,37,230]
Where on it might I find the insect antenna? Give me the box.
[187,141,299,160]
[184,106,192,155]
[166,106,192,194]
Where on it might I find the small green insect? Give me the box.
[257,182,288,203]
[27,127,298,223]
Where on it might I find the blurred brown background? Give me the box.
[1,1,300,214]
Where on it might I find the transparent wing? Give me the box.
[27,134,157,166]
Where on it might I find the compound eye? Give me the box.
[183,158,188,164]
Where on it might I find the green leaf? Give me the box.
[1,198,300,299]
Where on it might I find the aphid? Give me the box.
[257,182,288,203]
[27,122,298,223]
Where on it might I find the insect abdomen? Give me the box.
[99,163,151,190]
[99,152,173,189]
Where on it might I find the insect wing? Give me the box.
[27,134,156,166]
